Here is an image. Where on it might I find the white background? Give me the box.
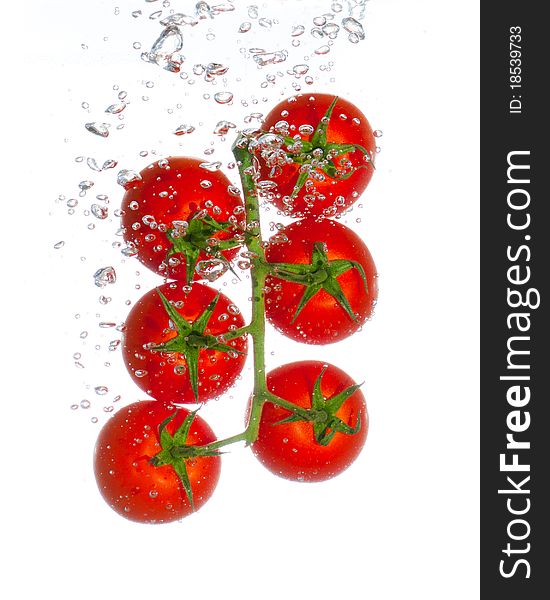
[2,1,479,598]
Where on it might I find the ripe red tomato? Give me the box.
[122,282,247,403]
[257,94,376,217]
[264,218,378,344]
[94,401,221,523]
[121,156,244,282]
[250,361,368,482]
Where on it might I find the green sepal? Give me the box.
[166,214,243,285]
[267,241,368,323]
[311,96,338,148]
[269,367,364,447]
[149,289,244,403]
[172,460,195,511]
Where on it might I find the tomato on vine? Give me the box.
[121,156,245,283]
[264,218,378,344]
[94,401,221,524]
[122,282,247,403]
[250,361,368,482]
[255,94,377,217]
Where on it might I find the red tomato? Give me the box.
[122,282,247,403]
[94,401,221,523]
[264,218,378,344]
[250,361,368,482]
[121,156,244,282]
[257,94,376,217]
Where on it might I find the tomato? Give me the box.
[256,94,376,217]
[122,282,247,403]
[250,361,368,482]
[121,156,244,282]
[264,218,378,344]
[94,401,221,523]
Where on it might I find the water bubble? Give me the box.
[105,102,126,114]
[93,266,117,288]
[174,123,195,135]
[91,204,108,220]
[200,161,222,172]
[374,129,383,138]
[95,386,109,395]
[292,66,310,80]
[80,399,91,409]
[85,122,110,137]
[239,21,251,33]
[160,13,199,27]
[259,18,272,29]
[314,45,330,55]
[214,120,236,136]
[103,159,118,171]
[117,169,142,188]
[195,259,229,281]
[291,25,305,36]
[253,50,288,67]
[342,17,365,40]
[248,5,259,19]
[214,91,234,104]
[145,25,184,71]
[79,180,94,192]
[313,16,327,26]
[54,241,65,249]
[87,158,101,172]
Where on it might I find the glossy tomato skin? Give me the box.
[94,401,221,523]
[122,282,247,404]
[265,219,378,344]
[251,361,368,482]
[121,156,244,281]
[259,94,376,217]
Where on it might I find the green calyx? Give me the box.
[268,241,368,323]
[150,410,221,510]
[150,289,244,402]
[165,213,243,284]
[274,367,363,446]
[279,96,375,199]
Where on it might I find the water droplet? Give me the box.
[80,399,91,409]
[145,25,184,71]
[239,21,251,33]
[93,266,117,288]
[313,16,327,26]
[95,386,109,395]
[160,13,199,27]
[54,241,65,249]
[374,129,383,137]
[248,5,258,19]
[85,122,110,137]
[291,25,305,36]
[259,17,272,29]
[214,91,234,104]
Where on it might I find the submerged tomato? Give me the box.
[121,156,244,282]
[264,218,378,344]
[257,94,376,217]
[94,401,221,524]
[251,361,368,482]
[122,282,247,404]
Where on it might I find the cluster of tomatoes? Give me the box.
[93,94,379,524]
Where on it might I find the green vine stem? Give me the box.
[189,133,296,454]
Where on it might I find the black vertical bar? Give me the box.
[481,1,549,597]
